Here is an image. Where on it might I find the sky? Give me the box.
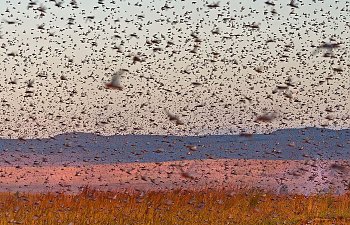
[0,0,349,138]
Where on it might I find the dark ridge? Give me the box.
[0,127,349,166]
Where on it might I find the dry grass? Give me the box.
[0,188,350,225]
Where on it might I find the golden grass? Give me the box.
[0,188,350,225]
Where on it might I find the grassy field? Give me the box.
[0,188,350,225]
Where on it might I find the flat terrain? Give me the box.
[0,159,349,195]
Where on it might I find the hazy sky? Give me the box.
[0,0,349,138]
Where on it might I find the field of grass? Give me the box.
[0,188,350,225]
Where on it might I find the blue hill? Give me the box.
[0,127,349,166]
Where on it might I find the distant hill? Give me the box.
[0,127,349,166]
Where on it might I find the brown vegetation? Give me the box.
[0,188,350,224]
